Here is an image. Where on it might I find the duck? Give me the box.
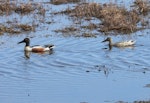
[18,38,54,52]
[102,37,135,47]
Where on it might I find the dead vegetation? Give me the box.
[14,3,35,14]
[133,0,150,15]
[98,4,141,33]
[50,0,83,5]
[0,25,20,35]
[81,33,96,38]
[54,27,78,33]
[81,23,98,30]
[0,1,45,34]
[0,2,16,15]
[134,101,150,103]
[61,3,143,34]
[0,2,39,15]
[0,24,34,35]
[62,3,102,18]
[0,0,149,36]
[58,1,149,35]
[17,24,34,31]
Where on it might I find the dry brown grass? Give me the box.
[81,23,98,30]
[15,3,35,14]
[17,24,34,31]
[0,24,34,35]
[51,0,83,5]
[81,33,96,37]
[0,2,16,15]
[0,25,21,34]
[99,4,141,33]
[64,3,102,18]
[0,1,45,35]
[61,2,144,34]
[0,1,45,15]
[134,100,150,103]
[134,0,150,15]
[54,27,78,33]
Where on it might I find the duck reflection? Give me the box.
[24,50,54,58]
[102,45,135,51]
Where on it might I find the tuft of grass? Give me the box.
[15,3,35,14]
[98,4,141,33]
[0,1,45,15]
[133,0,150,15]
[17,24,33,31]
[0,24,34,35]
[54,27,78,33]
[61,2,144,34]
[64,3,102,18]
[51,0,83,5]
[0,2,16,15]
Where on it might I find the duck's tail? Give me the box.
[45,44,55,49]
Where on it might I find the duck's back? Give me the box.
[113,40,135,47]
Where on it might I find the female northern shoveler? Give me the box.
[102,37,135,47]
[18,38,54,52]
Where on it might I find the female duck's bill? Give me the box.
[102,37,135,47]
[18,38,54,52]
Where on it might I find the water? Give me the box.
[0,0,150,103]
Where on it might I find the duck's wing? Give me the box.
[124,40,136,46]
[31,45,43,48]
[44,44,55,48]
[114,40,135,47]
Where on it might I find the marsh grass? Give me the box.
[54,26,78,33]
[61,3,143,34]
[98,4,141,34]
[133,101,150,103]
[50,0,84,5]
[0,24,34,35]
[57,1,149,35]
[0,1,45,34]
[0,0,149,36]
[61,3,102,18]
[133,0,150,15]
[0,1,46,15]
[0,2,16,15]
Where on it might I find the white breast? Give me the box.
[25,46,32,51]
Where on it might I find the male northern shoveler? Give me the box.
[18,38,54,52]
[102,37,135,47]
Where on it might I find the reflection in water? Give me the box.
[24,50,54,58]
[24,51,31,58]
[103,45,135,50]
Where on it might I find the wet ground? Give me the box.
[0,0,150,103]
